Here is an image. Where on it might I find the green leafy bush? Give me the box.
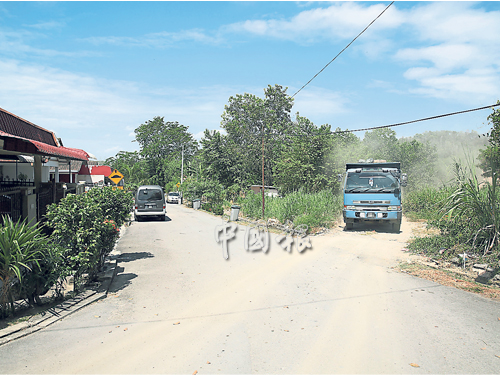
[18,242,66,305]
[45,188,131,289]
[181,179,224,208]
[439,167,499,257]
[84,187,133,226]
[0,216,47,317]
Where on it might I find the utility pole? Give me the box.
[262,121,265,220]
[181,143,184,184]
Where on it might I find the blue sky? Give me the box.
[0,1,499,160]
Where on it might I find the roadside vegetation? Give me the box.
[0,188,132,318]
[102,83,498,263]
[403,104,500,268]
[2,86,497,320]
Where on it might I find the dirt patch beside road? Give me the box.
[394,218,500,301]
[331,216,500,301]
[398,263,500,301]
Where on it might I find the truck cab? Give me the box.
[342,161,407,232]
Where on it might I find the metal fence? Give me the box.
[0,190,22,222]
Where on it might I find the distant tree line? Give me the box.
[105,84,495,196]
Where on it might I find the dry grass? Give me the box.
[398,263,500,301]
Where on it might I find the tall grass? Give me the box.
[240,189,343,229]
[406,163,500,261]
[403,186,453,221]
[441,166,499,256]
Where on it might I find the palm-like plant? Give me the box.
[441,163,499,256]
[0,216,47,317]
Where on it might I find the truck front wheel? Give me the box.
[392,220,401,233]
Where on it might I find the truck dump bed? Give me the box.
[345,162,401,170]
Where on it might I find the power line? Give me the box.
[333,102,500,134]
[291,1,394,98]
[284,102,500,137]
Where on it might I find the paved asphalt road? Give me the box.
[1,203,499,373]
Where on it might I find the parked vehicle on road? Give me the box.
[134,185,166,221]
[167,191,181,204]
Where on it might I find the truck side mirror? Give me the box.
[401,173,408,187]
[337,174,343,182]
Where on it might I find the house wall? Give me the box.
[58,173,77,183]
[249,185,279,197]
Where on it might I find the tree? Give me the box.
[220,84,294,188]
[199,130,235,187]
[326,127,363,178]
[395,139,437,190]
[105,151,149,187]
[134,117,198,187]
[273,116,334,193]
[362,128,399,161]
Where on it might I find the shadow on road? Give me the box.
[118,252,154,263]
[108,266,137,293]
[137,215,172,222]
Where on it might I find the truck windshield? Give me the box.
[345,171,399,193]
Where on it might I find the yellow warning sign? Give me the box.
[109,169,124,185]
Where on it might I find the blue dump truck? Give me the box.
[342,160,407,232]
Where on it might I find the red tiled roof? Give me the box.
[31,139,89,160]
[90,165,112,176]
[78,165,112,176]
[0,107,59,146]
[0,130,89,161]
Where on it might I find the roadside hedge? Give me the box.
[45,187,133,289]
[0,187,133,318]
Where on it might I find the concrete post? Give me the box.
[34,155,42,191]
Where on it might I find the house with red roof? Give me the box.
[0,106,96,223]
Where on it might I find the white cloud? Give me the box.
[83,29,224,48]
[406,70,499,101]
[393,3,500,103]
[227,2,403,44]
[0,58,242,159]
[25,20,66,30]
[226,2,500,103]
[0,29,96,58]
[406,2,500,44]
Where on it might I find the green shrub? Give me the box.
[85,187,133,226]
[182,179,224,207]
[202,202,224,215]
[0,216,47,317]
[439,167,499,257]
[45,188,129,289]
[18,242,66,305]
